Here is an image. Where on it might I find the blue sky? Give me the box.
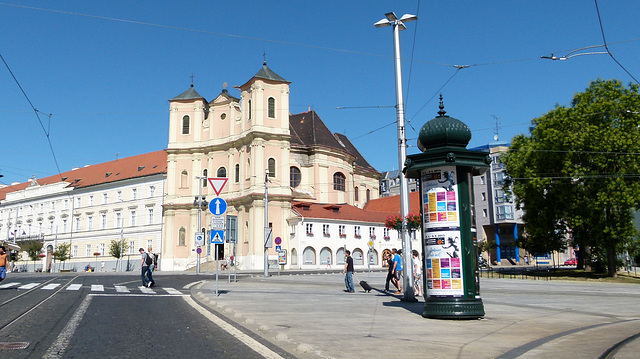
[1,1,639,185]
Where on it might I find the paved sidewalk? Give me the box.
[191,271,640,359]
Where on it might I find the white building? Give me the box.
[0,151,166,272]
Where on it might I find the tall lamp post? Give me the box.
[375,11,418,302]
[194,176,208,274]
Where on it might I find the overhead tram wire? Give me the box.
[0,51,64,182]
[594,0,639,84]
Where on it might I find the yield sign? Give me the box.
[208,177,228,196]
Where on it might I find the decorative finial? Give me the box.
[263,50,267,66]
[190,73,195,87]
[437,93,446,116]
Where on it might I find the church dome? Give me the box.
[417,95,471,151]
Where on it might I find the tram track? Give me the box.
[0,275,80,333]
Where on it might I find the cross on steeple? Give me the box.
[190,73,195,86]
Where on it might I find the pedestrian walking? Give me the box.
[0,246,8,283]
[139,248,155,287]
[391,248,403,294]
[412,250,422,297]
[326,256,331,269]
[384,253,398,292]
[342,250,354,292]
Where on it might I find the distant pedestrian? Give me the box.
[326,257,331,269]
[384,253,398,292]
[101,261,105,272]
[392,248,403,294]
[412,250,422,297]
[139,248,155,288]
[342,250,354,293]
[0,246,8,283]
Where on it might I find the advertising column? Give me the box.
[421,167,464,297]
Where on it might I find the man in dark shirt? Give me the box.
[342,250,354,292]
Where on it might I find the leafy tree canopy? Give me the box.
[504,79,640,276]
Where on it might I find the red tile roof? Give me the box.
[363,191,422,215]
[0,151,167,201]
[292,201,393,224]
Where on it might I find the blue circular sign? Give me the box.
[208,197,228,216]
[275,236,282,245]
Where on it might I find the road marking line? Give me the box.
[115,285,130,293]
[183,296,284,359]
[91,285,104,292]
[184,280,206,289]
[139,286,154,294]
[18,283,40,290]
[42,284,61,290]
[164,288,182,295]
[89,293,188,297]
[66,284,82,291]
[0,282,20,289]
[42,295,93,359]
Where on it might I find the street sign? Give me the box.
[274,236,282,245]
[275,245,281,252]
[264,228,273,248]
[196,248,202,254]
[211,230,224,244]
[208,197,228,216]
[208,178,228,196]
[210,215,225,229]
[195,232,204,246]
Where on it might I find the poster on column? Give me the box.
[421,166,464,297]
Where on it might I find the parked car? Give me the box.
[563,258,577,266]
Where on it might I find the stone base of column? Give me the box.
[423,297,485,319]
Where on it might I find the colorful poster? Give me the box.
[422,166,464,297]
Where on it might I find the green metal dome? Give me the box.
[417,95,471,151]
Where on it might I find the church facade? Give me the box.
[162,63,382,271]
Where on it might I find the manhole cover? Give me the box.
[0,342,30,350]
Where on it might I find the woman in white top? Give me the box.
[412,250,422,297]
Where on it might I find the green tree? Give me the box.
[53,242,71,270]
[109,239,129,270]
[504,79,640,277]
[27,241,43,272]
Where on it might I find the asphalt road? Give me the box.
[0,272,290,358]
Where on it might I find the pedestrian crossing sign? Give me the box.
[211,230,224,244]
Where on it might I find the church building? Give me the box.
[162,62,382,271]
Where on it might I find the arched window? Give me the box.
[290,167,301,188]
[333,172,346,191]
[178,227,186,246]
[354,186,359,201]
[268,158,276,177]
[217,167,227,178]
[320,247,332,265]
[368,249,379,265]
[268,97,275,118]
[353,248,364,265]
[366,189,371,202]
[202,169,208,187]
[248,100,252,120]
[180,170,188,188]
[291,248,298,265]
[182,115,190,134]
[303,247,316,265]
[336,248,345,265]
[235,164,240,183]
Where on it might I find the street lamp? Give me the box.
[375,11,417,302]
[541,44,608,61]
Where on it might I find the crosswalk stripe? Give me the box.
[19,283,40,290]
[164,288,182,295]
[0,282,20,289]
[139,286,154,294]
[67,284,82,291]
[91,285,104,292]
[42,283,61,290]
[115,285,130,293]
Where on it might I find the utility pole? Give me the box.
[375,11,418,302]
[195,175,207,274]
[264,169,269,277]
